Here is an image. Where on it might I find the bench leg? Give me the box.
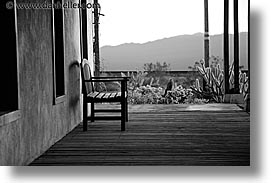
[121,100,126,131]
[83,102,88,131]
[125,100,128,122]
[91,102,95,122]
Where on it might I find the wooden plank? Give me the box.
[94,109,121,113]
[29,105,250,166]
[93,116,121,121]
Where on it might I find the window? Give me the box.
[52,0,65,103]
[80,0,88,59]
[0,0,19,115]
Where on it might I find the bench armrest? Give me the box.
[84,77,128,94]
[91,76,131,79]
[84,77,129,83]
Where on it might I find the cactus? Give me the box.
[195,78,201,91]
[195,58,249,103]
[229,63,249,101]
[195,60,224,102]
[122,71,146,90]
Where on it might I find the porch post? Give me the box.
[93,0,100,77]
[246,0,250,112]
[224,0,230,94]
[248,0,250,85]
[234,0,240,93]
[204,0,210,68]
[203,0,210,91]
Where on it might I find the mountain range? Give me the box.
[100,32,248,71]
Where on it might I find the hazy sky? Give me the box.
[99,0,248,46]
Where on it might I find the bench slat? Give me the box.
[103,93,111,99]
[109,92,117,98]
[116,92,121,97]
[88,92,99,98]
[115,92,127,98]
[96,93,106,99]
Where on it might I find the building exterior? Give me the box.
[0,0,94,165]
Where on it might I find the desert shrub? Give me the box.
[128,85,164,104]
[99,69,208,104]
[128,85,209,105]
[143,61,170,73]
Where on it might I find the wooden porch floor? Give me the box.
[30,104,250,166]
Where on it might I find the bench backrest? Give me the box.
[81,59,94,95]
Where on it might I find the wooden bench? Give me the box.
[80,59,129,131]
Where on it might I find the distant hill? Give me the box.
[100,32,248,71]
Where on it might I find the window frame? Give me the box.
[80,0,88,60]
[52,0,66,105]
